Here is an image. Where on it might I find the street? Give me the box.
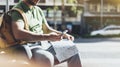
[55,38,120,67]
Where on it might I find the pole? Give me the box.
[6,0,9,12]
[61,0,66,31]
[100,0,103,28]
[62,0,65,23]
[53,0,57,30]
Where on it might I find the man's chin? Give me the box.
[27,0,37,5]
[29,2,36,5]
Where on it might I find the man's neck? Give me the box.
[23,1,33,9]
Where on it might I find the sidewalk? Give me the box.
[55,38,120,67]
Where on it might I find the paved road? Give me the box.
[55,38,120,67]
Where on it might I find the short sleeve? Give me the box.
[37,7,47,24]
[11,10,24,22]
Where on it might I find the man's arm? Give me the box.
[42,20,74,41]
[11,20,62,42]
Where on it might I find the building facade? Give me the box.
[83,0,120,33]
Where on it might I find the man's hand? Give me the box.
[62,34,74,41]
[47,31,74,42]
[59,30,74,41]
[47,32,62,41]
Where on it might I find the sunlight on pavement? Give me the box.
[76,41,120,67]
[82,58,120,67]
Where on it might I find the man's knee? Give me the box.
[32,49,54,67]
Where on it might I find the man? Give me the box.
[11,0,82,67]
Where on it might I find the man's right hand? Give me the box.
[47,32,62,41]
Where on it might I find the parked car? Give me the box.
[90,25,120,36]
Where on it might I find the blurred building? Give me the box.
[83,0,120,33]
[0,0,84,35]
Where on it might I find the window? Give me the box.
[47,10,62,18]
[89,4,98,12]
[55,10,62,17]
[55,0,62,3]
[118,5,120,12]
[103,5,108,12]
[0,6,5,14]
[109,5,117,12]
[43,10,47,17]
[48,10,54,18]
[0,0,6,5]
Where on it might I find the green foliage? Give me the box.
[71,6,77,14]
[67,0,77,4]
[67,0,82,17]
[53,6,59,11]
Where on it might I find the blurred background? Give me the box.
[0,0,83,37]
[1,0,120,38]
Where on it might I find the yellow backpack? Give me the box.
[0,8,29,48]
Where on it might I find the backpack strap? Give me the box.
[0,15,3,27]
[11,8,29,45]
[11,8,29,30]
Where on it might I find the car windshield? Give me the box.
[103,25,120,30]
